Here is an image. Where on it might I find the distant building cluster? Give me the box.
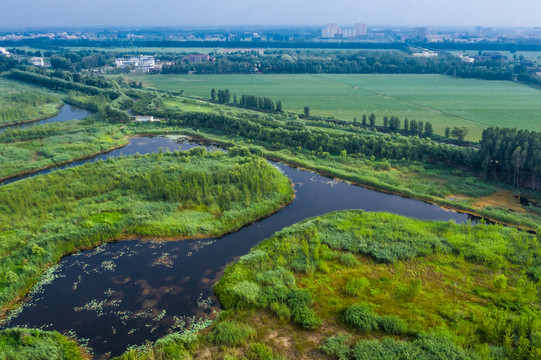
[181,54,215,63]
[412,50,438,58]
[30,57,45,67]
[115,55,157,72]
[321,23,367,39]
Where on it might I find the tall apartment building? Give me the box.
[413,27,428,40]
[321,23,341,38]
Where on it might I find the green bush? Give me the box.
[493,274,507,290]
[343,304,379,332]
[291,305,322,330]
[257,285,291,307]
[246,342,274,360]
[231,281,261,307]
[320,335,351,360]
[255,269,296,288]
[351,338,419,360]
[0,328,84,360]
[270,301,291,320]
[153,331,197,358]
[210,322,255,347]
[339,253,360,267]
[378,315,408,335]
[343,277,369,296]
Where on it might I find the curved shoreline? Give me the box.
[0,167,294,319]
[0,140,129,184]
[0,103,63,129]
[181,131,537,233]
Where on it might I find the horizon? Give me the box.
[1,0,539,29]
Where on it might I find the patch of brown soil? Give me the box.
[473,191,526,213]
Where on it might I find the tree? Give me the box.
[276,100,283,112]
[304,106,310,117]
[424,122,433,137]
[353,117,357,124]
[211,88,216,101]
[451,126,468,142]
[233,95,238,105]
[404,118,409,131]
[362,115,367,126]
[410,120,418,134]
[383,116,389,128]
[445,127,450,138]
[369,113,376,127]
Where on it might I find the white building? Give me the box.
[30,57,45,67]
[321,23,367,39]
[322,23,341,38]
[412,50,438,58]
[115,56,156,72]
[134,116,160,122]
[0,47,9,57]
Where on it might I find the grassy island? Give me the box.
[0,78,62,127]
[117,210,541,360]
[0,149,293,317]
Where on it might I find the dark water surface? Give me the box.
[0,104,91,134]
[1,135,477,358]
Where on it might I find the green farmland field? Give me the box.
[132,73,541,141]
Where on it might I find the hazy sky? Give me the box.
[1,0,539,29]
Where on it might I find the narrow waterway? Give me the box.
[0,104,91,134]
[0,135,477,358]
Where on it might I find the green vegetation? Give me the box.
[142,95,541,229]
[0,119,128,180]
[113,210,541,359]
[0,328,86,360]
[130,73,541,140]
[0,78,62,126]
[0,150,293,314]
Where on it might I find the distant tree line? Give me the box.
[161,50,516,82]
[479,127,541,189]
[146,104,541,190]
[210,88,282,112]
[5,69,121,99]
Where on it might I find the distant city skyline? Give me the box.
[1,0,540,29]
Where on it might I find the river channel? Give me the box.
[0,107,478,358]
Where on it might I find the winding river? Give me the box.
[0,107,479,358]
[0,104,91,134]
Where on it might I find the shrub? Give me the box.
[0,328,84,360]
[255,268,296,288]
[343,277,369,296]
[344,304,379,332]
[413,333,472,359]
[231,281,261,307]
[270,301,291,320]
[154,331,198,358]
[320,335,351,360]
[351,338,419,360]
[246,342,274,360]
[378,315,408,335]
[291,305,322,330]
[287,289,312,309]
[493,274,507,290]
[210,322,255,347]
[156,331,197,350]
[257,285,291,307]
[339,253,359,267]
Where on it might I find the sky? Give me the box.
[0,0,539,29]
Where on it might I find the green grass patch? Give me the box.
[0,149,293,315]
[126,73,541,140]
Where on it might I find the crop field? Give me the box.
[132,73,541,140]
